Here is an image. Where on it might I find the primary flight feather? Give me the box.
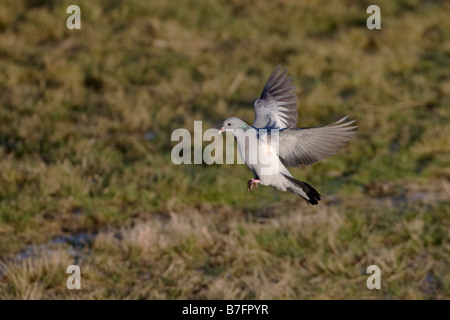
[219,66,357,205]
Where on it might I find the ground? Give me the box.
[0,0,449,299]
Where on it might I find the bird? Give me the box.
[218,66,357,205]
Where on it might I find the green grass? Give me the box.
[0,0,449,299]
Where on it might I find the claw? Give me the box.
[247,180,252,192]
[247,178,260,192]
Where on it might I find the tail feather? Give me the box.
[282,174,321,205]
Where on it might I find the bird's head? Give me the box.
[218,117,250,135]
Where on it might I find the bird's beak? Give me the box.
[218,127,225,134]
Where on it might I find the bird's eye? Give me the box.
[228,123,231,126]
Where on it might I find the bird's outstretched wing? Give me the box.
[252,65,298,129]
[277,117,357,167]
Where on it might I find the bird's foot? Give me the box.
[247,178,260,192]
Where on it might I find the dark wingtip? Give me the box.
[306,193,320,205]
[283,174,321,205]
[304,185,321,205]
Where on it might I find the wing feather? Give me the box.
[277,117,357,166]
[252,66,298,129]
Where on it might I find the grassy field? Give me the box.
[0,0,449,299]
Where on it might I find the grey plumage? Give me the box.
[252,65,298,129]
[219,66,357,205]
[278,116,357,167]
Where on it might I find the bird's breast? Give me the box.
[235,131,283,178]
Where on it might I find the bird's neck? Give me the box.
[240,124,251,132]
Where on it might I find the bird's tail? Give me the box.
[282,174,321,205]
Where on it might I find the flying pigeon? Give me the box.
[218,66,357,205]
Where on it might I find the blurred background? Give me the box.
[0,0,448,299]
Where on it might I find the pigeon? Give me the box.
[218,66,357,205]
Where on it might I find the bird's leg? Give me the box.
[247,178,261,192]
